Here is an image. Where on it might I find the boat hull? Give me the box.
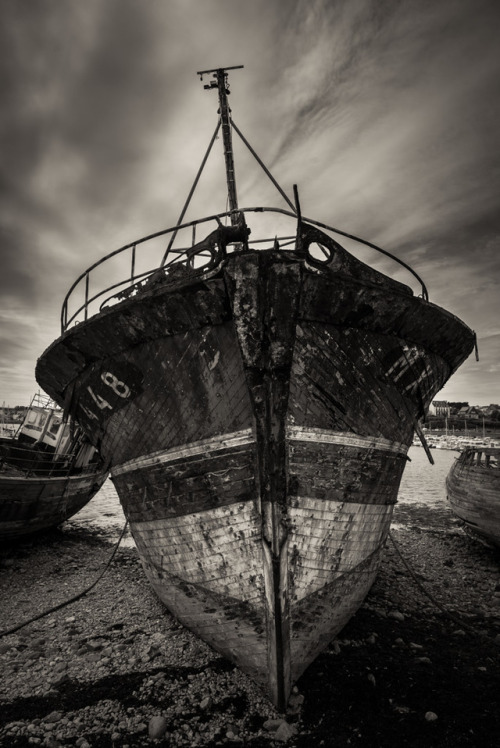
[0,468,108,539]
[113,428,400,694]
[446,449,500,548]
[36,246,474,707]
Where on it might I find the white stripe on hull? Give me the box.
[111,428,254,477]
[111,426,408,477]
[287,426,408,456]
[0,474,101,487]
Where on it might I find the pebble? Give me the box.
[288,688,305,714]
[226,722,241,741]
[1,523,498,746]
[148,715,169,739]
[264,718,285,732]
[274,721,298,742]
[388,610,405,621]
[45,712,63,724]
[50,672,71,688]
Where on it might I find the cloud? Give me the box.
[1,0,499,405]
[253,1,499,224]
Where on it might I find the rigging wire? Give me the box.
[160,120,222,267]
[230,118,296,213]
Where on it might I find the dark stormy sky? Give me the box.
[1,0,499,406]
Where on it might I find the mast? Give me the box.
[198,65,243,225]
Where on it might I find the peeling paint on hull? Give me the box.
[36,244,474,708]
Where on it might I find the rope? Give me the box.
[230,118,297,213]
[0,519,129,638]
[388,531,497,642]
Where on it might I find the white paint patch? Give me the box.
[208,350,220,370]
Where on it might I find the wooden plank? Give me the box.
[0,469,107,538]
[35,245,476,708]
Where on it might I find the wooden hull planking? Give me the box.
[112,429,400,701]
[0,468,108,539]
[36,247,474,707]
[446,449,500,548]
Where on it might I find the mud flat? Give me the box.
[0,503,499,747]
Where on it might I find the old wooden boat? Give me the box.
[446,448,500,548]
[0,393,108,540]
[35,66,475,708]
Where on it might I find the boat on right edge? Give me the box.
[446,447,500,548]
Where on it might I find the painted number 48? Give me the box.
[87,372,131,412]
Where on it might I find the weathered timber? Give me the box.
[35,236,474,708]
[446,448,500,548]
[0,395,107,540]
[0,470,107,539]
[33,61,475,710]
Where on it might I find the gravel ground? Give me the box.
[0,502,499,748]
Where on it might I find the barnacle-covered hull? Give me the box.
[36,226,474,708]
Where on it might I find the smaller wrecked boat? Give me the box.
[446,447,500,548]
[0,393,108,540]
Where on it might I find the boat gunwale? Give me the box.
[60,206,429,332]
[35,246,475,412]
[454,447,500,464]
[0,466,107,483]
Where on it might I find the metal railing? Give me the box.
[460,447,499,467]
[60,206,428,332]
[0,442,100,479]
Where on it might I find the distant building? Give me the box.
[426,402,498,421]
[430,401,451,417]
[457,405,482,419]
